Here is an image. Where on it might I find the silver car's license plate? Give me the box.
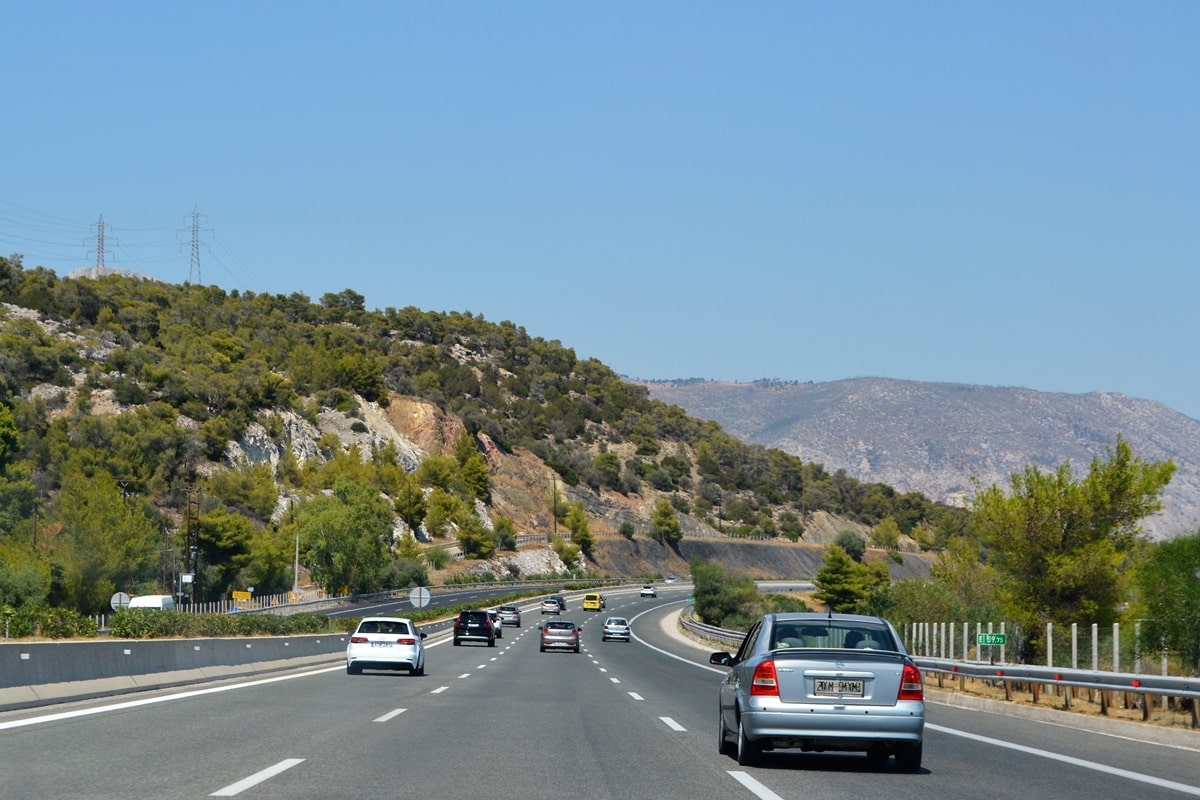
[814,678,864,697]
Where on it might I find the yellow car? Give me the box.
[582,592,603,611]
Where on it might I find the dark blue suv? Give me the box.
[453,609,496,647]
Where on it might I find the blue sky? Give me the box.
[4,3,1199,420]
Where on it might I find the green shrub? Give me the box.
[108,609,342,639]
[2,606,99,639]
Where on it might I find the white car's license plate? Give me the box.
[814,678,864,697]
[370,642,393,648]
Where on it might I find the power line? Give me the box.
[0,200,266,293]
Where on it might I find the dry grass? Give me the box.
[926,672,1199,731]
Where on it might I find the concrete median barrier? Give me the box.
[0,634,348,712]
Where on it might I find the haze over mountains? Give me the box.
[641,377,1200,540]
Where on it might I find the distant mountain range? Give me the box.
[641,377,1200,540]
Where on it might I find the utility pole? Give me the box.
[184,486,201,605]
[292,532,300,598]
[161,527,170,594]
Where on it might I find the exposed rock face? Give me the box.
[643,377,1200,539]
[226,406,427,472]
[479,548,571,579]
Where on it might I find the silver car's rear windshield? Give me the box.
[771,623,892,650]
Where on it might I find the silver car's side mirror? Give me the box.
[709,652,733,667]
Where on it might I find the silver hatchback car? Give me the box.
[540,620,581,653]
[600,616,631,642]
[709,612,924,771]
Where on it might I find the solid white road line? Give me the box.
[927,723,1200,796]
[0,666,345,731]
[627,604,725,674]
[211,758,304,796]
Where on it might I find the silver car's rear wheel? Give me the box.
[895,741,922,773]
[717,709,734,756]
[736,715,760,767]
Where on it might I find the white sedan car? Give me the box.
[640,585,657,598]
[346,616,426,675]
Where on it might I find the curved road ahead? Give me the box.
[2,585,1198,800]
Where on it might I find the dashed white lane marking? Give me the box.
[431,686,449,694]
[628,692,644,701]
[610,677,621,684]
[727,771,785,800]
[457,673,471,679]
[660,717,685,731]
[374,708,406,722]
[211,758,304,796]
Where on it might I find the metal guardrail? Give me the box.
[677,609,1200,725]
[677,607,744,650]
[913,657,1200,701]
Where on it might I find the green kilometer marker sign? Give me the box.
[977,633,1007,646]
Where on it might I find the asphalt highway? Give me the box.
[2,585,1198,800]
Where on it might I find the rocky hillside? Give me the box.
[222,393,925,582]
[642,377,1200,539]
[0,270,964,603]
[586,536,933,583]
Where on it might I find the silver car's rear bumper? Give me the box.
[741,701,924,748]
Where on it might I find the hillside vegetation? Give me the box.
[0,258,962,614]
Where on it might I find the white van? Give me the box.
[127,594,176,611]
